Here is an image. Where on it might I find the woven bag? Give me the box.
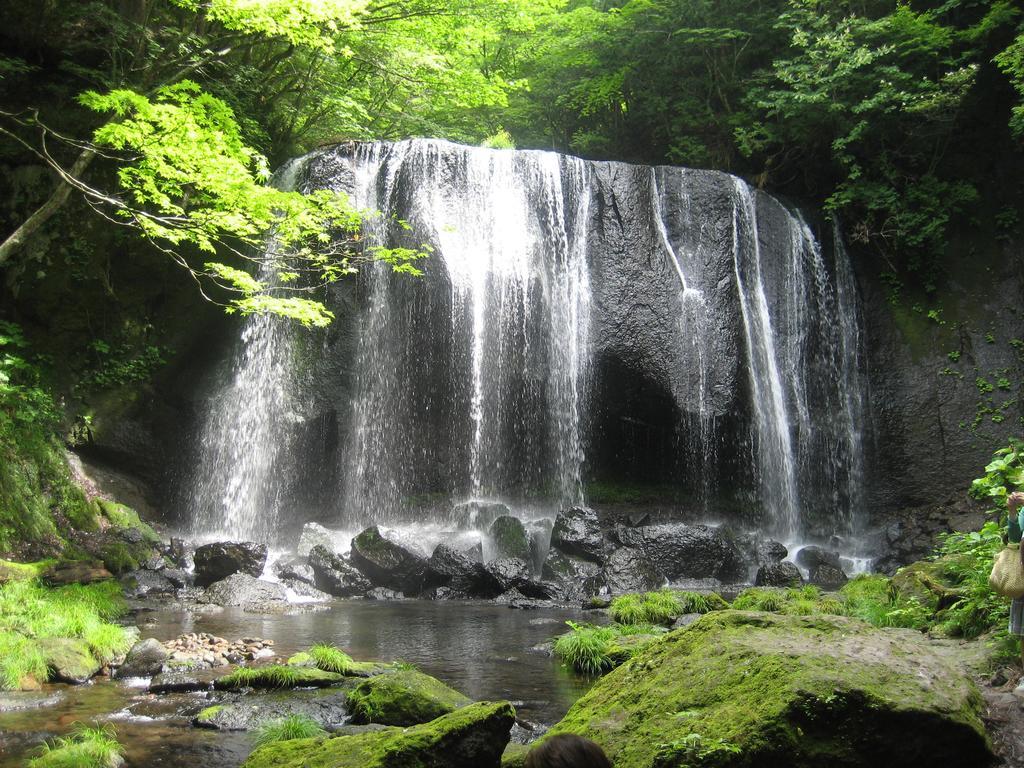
[989,544,1024,598]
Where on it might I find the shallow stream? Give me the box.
[0,600,593,767]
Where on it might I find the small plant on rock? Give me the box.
[309,643,353,674]
[28,723,124,768]
[253,714,326,747]
[553,622,618,675]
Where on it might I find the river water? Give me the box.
[0,600,593,767]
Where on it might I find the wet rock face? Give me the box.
[350,526,429,594]
[550,507,606,563]
[193,541,268,587]
[541,549,602,602]
[273,556,315,585]
[424,543,502,598]
[488,516,531,561]
[114,638,168,679]
[598,547,664,594]
[755,561,803,588]
[613,523,749,582]
[201,572,288,609]
[308,545,372,597]
[297,522,337,557]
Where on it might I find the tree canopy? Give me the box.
[1,0,1022,322]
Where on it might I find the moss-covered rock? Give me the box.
[94,499,161,544]
[0,559,48,583]
[38,637,101,684]
[241,700,515,768]
[890,559,963,612]
[214,665,345,691]
[347,669,472,726]
[489,516,531,561]
[542,611,992,768]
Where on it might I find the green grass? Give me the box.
[0,578,131,689]
[254,715,327,747]
[28,724,123,768]
[0,631,47,690]
[553,622,619,675]
[309,643,353,674]
[552,620,665,675]
[609,590,728,626]
[218,665,302,689]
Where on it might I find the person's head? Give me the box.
[524,734,612,768]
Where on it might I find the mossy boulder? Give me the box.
[94,499,161,544]
[489,516,531,561]
[38,637,101,684]
[347,669,472,726]
[0,559,47,583]
[350,527,428,594]
[241,700,515,768]
[213,665,345,691]
[543,611,992,768]
[890,559,963,612]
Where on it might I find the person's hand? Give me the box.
[1009,491,1024,511]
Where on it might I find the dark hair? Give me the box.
[523,734,612,768]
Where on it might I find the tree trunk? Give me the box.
[0,148,96,267]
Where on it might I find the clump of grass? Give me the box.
[253,714,326,747]
[0,578,130,690]
[217,665,302,690]
[732,588,787,612]
[0,631,47,690]
[28,723,124,768]
[840,574,930,630]
[553,622,618,675]
[610,590,727,626]
[309,643,353,674]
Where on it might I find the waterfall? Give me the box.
[187,160,306,542]
[185,140,869,550]
[730,178,801,539]
[339,141,592,524]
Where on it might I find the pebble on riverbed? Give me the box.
[163,632,274,668]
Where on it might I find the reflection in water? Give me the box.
[0,601,593,768]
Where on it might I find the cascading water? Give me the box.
[187,139,869,554]
[339,142,592,525]
[187,160,306,542]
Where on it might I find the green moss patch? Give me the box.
[242,701,516,768]
[347,669,472,726]
[94,499,161,544]
[214,665,344,691]
[543,611,992,768]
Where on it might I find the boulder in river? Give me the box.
[488,516,531,561]
[347,669,472,726]
[38,638,100,684]
[424,543,502,598]
[297,522,338,557]
[273,556,315,585]
[202,572,288,609]
[241,700,514,768]
[349,526,428,594]
[550,506,606,563]
[755,561,804,588]
[613,523,748,582]
[308,545,372,597]
[538,611,993,768]
[114,638,168,679]
[193,541,268,587]
[598,547,664,595]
